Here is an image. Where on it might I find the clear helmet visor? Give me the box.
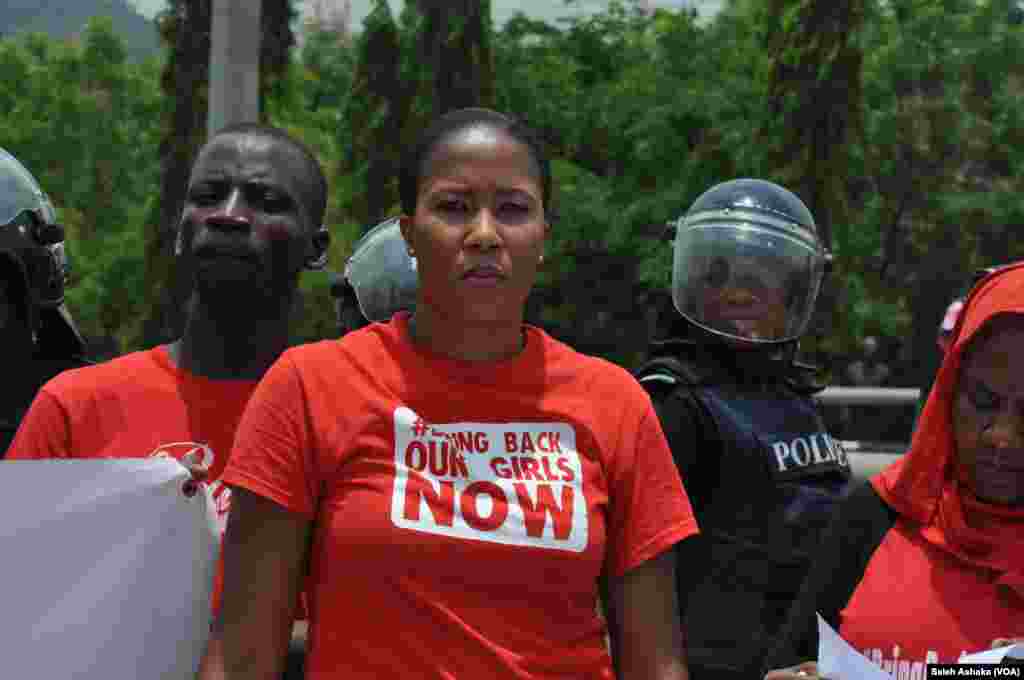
[0,149,56,227]
[672,210,826,344]
[343,217,418,323]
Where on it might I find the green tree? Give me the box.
[10,0,1024,376]
[0,22,161,350]
[760,0,867,254]
[341,0,497,230]
[758,0,869,357]
[260,0,297,118]
[266,18,360,345]
[137,0,213,347]
[344,0,406,228]
[299,10,355,114]
[866,0,1024,387]
[414,0,495,115]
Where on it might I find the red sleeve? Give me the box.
[221,352,319,518]
[5,389,72,459]
[605,398,699,578]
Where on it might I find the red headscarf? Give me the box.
[872,263,1024,599]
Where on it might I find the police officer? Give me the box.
[635,178,849,680]
[330,216,418,336]
[0,148,88,454]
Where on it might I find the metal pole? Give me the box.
[816,387,921,407]
[847,452,903,481]
[208,0,262,137]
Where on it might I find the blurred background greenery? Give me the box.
[2,0,1023,392]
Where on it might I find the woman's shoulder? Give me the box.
[533,328,651,399]
[283,322,400,368]
[279,338,344,367]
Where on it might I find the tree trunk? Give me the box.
[345,0,403,229]
[761,0,867,255]
[260,0,296,119]
[907,227,961,394]
[414,0,495,117]
[138,0,212,346]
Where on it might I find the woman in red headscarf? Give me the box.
[762,263,1024,679]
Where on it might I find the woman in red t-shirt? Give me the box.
[764,264,1024,679]
[198,108,699,679]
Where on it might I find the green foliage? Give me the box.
[342,0,405,226]
[9,0,1024,373]
[260,0,298,116]
[0,18,161,351]
[1,0,162,62]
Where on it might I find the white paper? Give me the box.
[818,613,894,680]
[960,644,1024,664]
[0,459,219,680]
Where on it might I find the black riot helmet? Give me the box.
[342,217,418,324]
[670,179,830,347]
[0,148,84,356]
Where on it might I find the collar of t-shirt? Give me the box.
[389,312,550,388]
[152,345,261,392]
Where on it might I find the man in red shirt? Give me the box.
[6,123,329,619]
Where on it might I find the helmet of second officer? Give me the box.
[670,178,829,347]
[343,217,418,323]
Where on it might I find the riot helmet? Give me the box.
[343,217,418,323]
[0,148,84,355]
[670,179,829,346]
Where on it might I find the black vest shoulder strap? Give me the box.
[636,356,706,387]
[639,346,826,395]
[635,342,721,388]
[786,359,828,395]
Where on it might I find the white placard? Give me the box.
[818,614,1024,677]
[0,459,219,679]
[959,644,1024,664]
[818,613,894,680]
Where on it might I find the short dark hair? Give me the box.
[399,108,553,220]
[210,122,328,228]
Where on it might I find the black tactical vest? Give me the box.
[638,345,851,678]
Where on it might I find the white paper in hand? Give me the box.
[0,459,219,680]
[817,613,894,680]
[959,644,1024,664]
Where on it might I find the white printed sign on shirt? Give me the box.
[390,406,589,551]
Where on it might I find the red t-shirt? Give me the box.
[840,518,1024,674]
[224,313,698,679]
[6,346,258,611]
